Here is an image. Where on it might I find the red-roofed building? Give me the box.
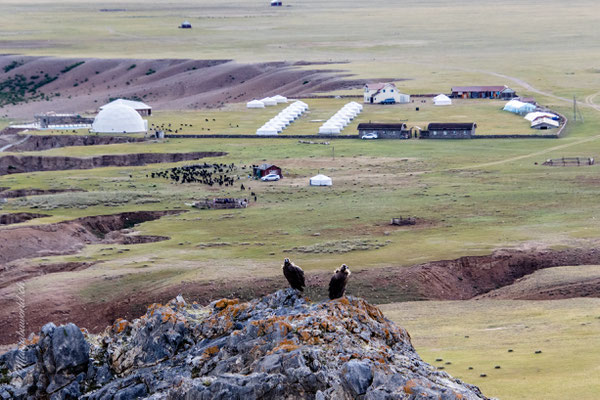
[364,83,410,104]
[451,85,516,99]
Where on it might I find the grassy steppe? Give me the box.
[1,0,599,102]
[383,298,600,400]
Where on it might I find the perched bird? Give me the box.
[282,258,305,292]
[328,264,351,300]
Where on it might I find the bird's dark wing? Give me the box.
[328,273,340,299]
[293,266,305,290]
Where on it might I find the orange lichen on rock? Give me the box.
[272,339,299,353]
[252,316,294,337]
[112,318,130,334]
[147,303,163,318]
[298,330,311,342]
[336,297,350,306]
[319,320,336,333]
[20,334,40,348]
[204,346,220,356]
[403,379,417,394]
[296,329,321,345]
[161,309,178,324]
[214,298,239,310]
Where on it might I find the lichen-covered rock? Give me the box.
[0,289,489,399]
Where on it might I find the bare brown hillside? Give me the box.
[0,55,384,119]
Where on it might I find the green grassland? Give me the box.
[5,113,600,277]
[382,298,600,400]
[1,0,599,101]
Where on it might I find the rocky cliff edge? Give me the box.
[0,289,488,399]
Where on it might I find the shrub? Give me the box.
[3,60,23,73]
[60,61,85,73]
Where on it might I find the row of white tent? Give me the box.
[318,102,363,134]
[256,101,309,135]
[247,95,288,108]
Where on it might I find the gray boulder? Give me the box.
[0,290,489,400]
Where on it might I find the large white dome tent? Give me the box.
[91,104,147,133]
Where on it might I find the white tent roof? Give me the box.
[92,104,147,133]
[100,98,151,111]
[271,95,288,104]
[309,174,332,186]
[531,118,559,128]
[504,100,536,114]
[433,94,452,105]
[524,111,557,122]
[261,97,277,106]
[257,126,278,135]
[247,100,265,108]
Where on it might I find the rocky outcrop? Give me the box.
[0,151,226,175]
[0,290,488,399]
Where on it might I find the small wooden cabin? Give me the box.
[451,86,516,100]
[421,123,476,139]
[357,123,410,139]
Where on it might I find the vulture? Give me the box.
[328,264,351,300]
[282,258,305,292]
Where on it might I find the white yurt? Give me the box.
[261,97,278,106]
[433,94,452,106]
[272,95,288,104]
[309,174,332,186]
[91,104,147,133]
[247,100,265,109]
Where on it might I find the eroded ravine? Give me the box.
[0,151,226,175]
[0,210,184,265]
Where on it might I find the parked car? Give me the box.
[361,133,378,140]
[261,173,281,181]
